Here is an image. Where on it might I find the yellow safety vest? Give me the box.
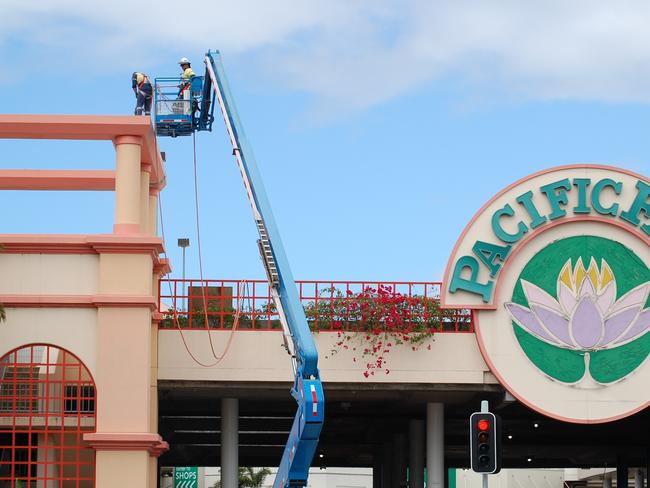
[181,67,196,80]
[135,72,150,87]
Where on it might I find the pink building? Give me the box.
[0,115,647,488]
[0,115,169,487]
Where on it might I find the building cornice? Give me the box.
[0,234,165,255]
[0,294,157,310]
[83,433,169,457]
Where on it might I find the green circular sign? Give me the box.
[506,235,650,386]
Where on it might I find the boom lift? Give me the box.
[153,51,324,488]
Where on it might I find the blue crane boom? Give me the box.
[154,51,325,488]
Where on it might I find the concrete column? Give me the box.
[148,188,159,236]
[409,420,424,488]
[149,458,158,488]
[603,473,612,488]
[221,398,239,488]
[392,433,407,488]
[114,135,143,234]
[373,454,382,488]
[618,457,629,488]
[634,469,644,488]
[140,164,151,233]
[96,451,149,487]
[427,403,444,488]
[382,442,393,488]
[149,319,160,488]
[92,249,156,488]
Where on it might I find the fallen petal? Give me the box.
[614,309,650,344]
[530,304,573,346]
[570,297,604,349]
[505,303,561,345]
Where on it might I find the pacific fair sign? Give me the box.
[441,165,649,423]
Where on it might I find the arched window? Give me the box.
[0,344,96,487]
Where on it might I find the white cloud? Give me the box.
[3,0,650,116]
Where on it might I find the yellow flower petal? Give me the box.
[574,257,586,291]
[559,260,574,291]
[587,257,600,291]
[600,259,614,288]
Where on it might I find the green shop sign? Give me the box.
[174,467,198,488]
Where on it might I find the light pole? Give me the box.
[178,238,190,312]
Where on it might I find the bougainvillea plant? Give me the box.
[304,285,468,377]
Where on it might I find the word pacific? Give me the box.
[450,177,650,303]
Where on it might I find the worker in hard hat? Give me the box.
[131,71,153,116]
[177,57,196,98]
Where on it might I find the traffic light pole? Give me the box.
[481,401,489,488]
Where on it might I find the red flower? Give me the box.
[307,284,441,378]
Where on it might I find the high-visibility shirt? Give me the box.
[132,72,150,90]
[136,72,149,85]
[181,67,196,80]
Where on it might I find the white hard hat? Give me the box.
[178,57,191,65]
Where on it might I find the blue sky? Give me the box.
[0,1,649,282]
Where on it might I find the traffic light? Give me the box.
[469,412,501,474]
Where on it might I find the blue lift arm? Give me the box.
[203,50,324,488]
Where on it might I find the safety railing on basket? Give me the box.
[158,280,473,333]
[154,76,201,116]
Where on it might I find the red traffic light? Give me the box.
[470,411,501,474]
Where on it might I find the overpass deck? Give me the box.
[156,279,649,471]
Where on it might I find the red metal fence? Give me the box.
[158,280,473,333]
[0,344,96,487]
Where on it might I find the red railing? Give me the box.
[158,280,473,333]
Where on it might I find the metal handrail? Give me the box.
[158,279,474,332]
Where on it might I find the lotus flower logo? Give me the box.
[506,258,650,352]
